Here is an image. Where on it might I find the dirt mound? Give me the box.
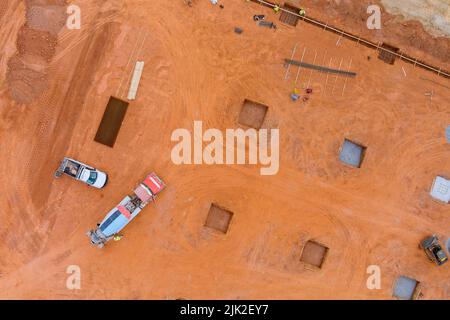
[26,4,67,35]
[0,2,7,21]
[6,55,48,105]
[6,0,67,104]
[17,27,58,61]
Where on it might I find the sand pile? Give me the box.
[6,0,67,104]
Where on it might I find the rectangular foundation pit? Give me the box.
[378,43,399,65]
[280,4,301,27]
[94,96,129,148]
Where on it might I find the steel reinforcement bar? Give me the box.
[284,59,357,77]
[250,0,450,79]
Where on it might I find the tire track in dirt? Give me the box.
[0,1,24,90]
[22,11,121,203]
[0,0,11,21]
[54,12,121,63]
[318,207,355,286]
[0,0,69,271]
[28,20,119,209]
[6,0,67,104]
[170,165,356,287]
[5,5,122,266]
[21,7,122,204]
[3,0,449,299]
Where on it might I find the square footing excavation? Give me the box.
[300,240,329,268]
[94,96,129,147]
[339,139,367,168]
[205,204,233,234]
[238,99,269,129]
[393,276,420,300]
[378,43,399,65]
[280,4,301,27]
[430,176,450,203]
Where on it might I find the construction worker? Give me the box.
[291,88,300,101]
[113,234,123,241]
[299,8,306,17]
[273,5,280,13]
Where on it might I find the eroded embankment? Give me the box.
[6,0,67,104]
[381,0,450,38]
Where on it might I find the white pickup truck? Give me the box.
[55,157,108,189]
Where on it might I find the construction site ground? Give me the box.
[0,0,449,299]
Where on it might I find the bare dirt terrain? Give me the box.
[381,0,450,38]
[0,0,449,299]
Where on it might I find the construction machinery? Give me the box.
[420,235,448,266]
[258,21,277,29]
[55,157,108,189]
[87,172,165,248]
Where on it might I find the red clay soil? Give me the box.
[6,0,66,104]
[0,0,448,299]
[293,0,450,70]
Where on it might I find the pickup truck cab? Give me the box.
[88,172,165,248]
[55,157,108,189]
